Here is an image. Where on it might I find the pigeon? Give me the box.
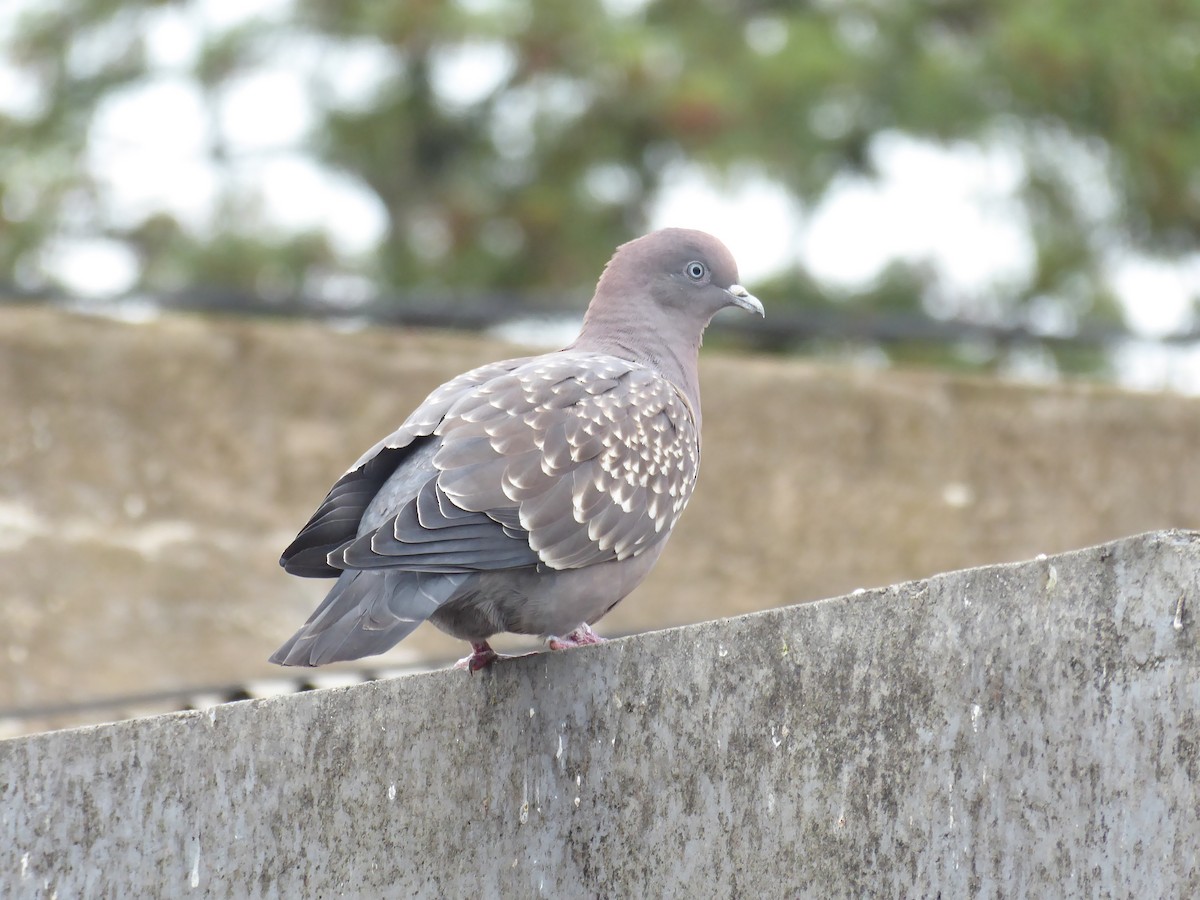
[271,228,763,671]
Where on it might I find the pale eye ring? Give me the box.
[685,260,707,281]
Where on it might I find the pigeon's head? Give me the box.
[573,228,764,388]
[598,228,764,326]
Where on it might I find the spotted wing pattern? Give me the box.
[429,351,701,570]
[285,351,701,579]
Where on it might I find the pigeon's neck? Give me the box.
[568,311,705,425]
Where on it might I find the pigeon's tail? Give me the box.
[270,569,470,667]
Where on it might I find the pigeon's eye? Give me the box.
[685,261,707,281]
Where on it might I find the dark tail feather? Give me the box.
[270,569,468,667]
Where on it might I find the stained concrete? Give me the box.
[2,531,1197,897]
[4,306,1200,735]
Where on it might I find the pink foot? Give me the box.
[453,642,538,673]
[547,623,606,651]
[453,641,499,673]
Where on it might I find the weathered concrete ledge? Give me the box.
[3,531,1198,897]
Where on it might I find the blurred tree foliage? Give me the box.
[1,0,1198,369]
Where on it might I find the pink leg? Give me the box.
[453,641,499,673]
[453,641,539,673]
[547,623,606,651]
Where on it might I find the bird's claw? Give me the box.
[547,623,606,651]
[454,626,606,672]
[453,642,542,673]
[453,641,499,673]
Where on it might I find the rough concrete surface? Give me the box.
[2,531,1197,898]
[3,306,1200,732]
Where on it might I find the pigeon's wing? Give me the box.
[279,356,533,577]
[337,351,701,574]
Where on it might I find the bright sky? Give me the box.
[3,0,1199,389]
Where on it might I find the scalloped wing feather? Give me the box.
[431,352,700,571]
[286,351,700,579]
[279,356,533,577]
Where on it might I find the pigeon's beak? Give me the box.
[727,284,765,317]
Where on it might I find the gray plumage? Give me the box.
[271,228,763,668]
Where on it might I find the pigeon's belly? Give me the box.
[429,539,668,640]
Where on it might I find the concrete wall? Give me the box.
[3,531,1197,897]
[4,305,1200,735]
